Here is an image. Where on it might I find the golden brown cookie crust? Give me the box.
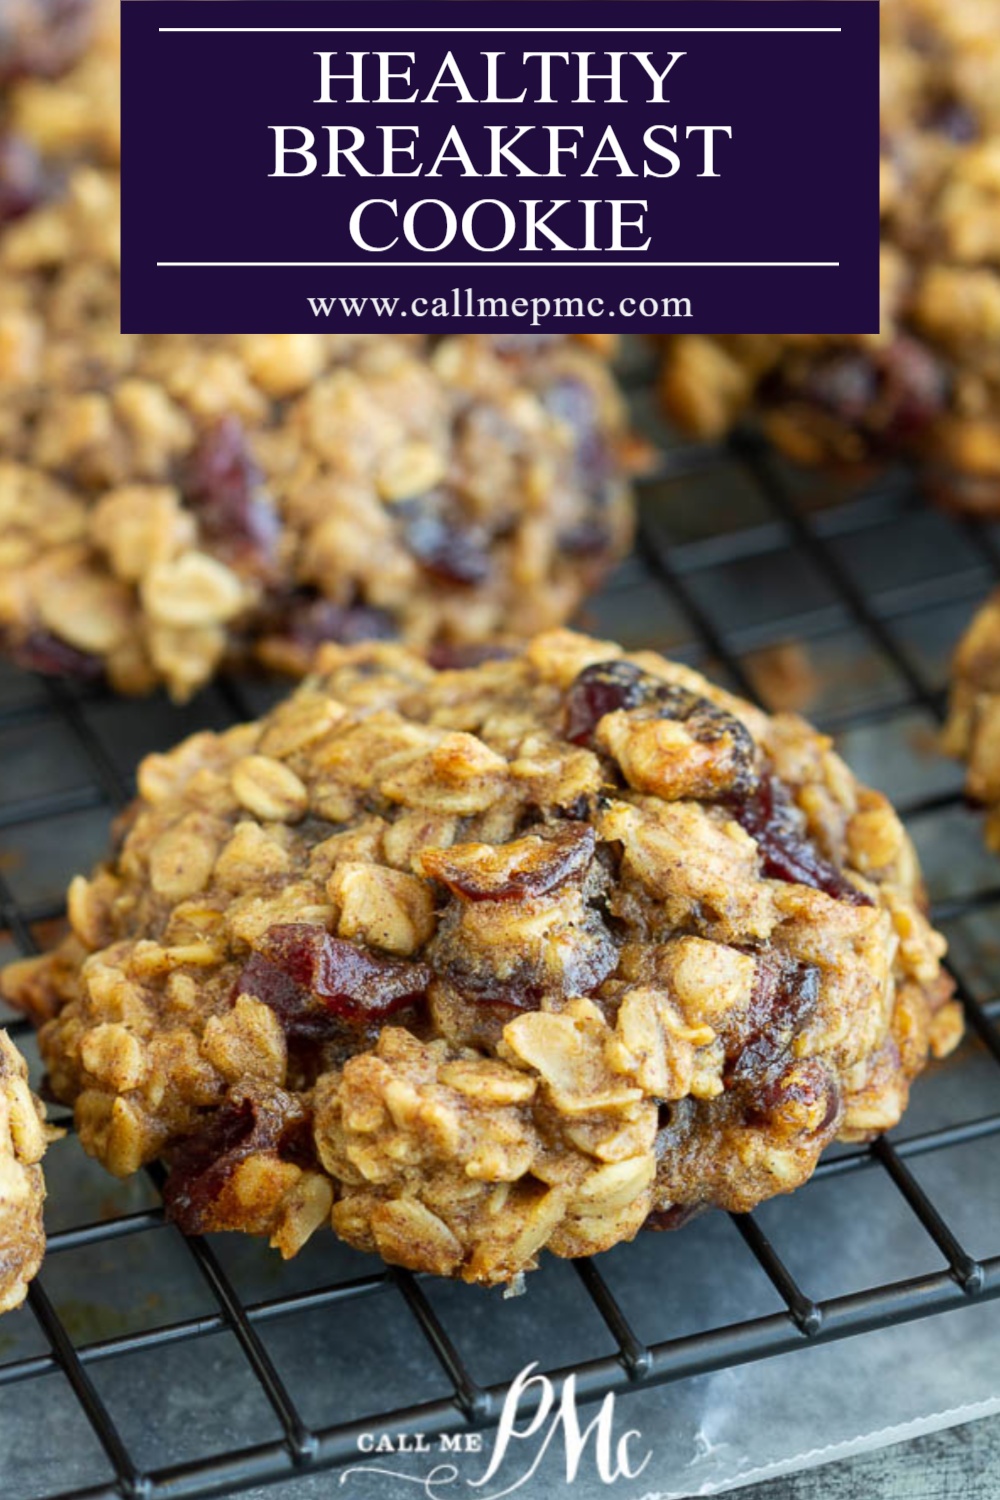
[0,1029,49,1314]
[659,0,1000,513]
[0,8,632,699]
[2,630,961,1285]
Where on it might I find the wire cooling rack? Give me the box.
[1,379,1000,1499]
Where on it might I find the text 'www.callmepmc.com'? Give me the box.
[305,290,693,328]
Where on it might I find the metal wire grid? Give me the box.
[0,426,999,1500]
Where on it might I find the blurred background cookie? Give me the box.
[0,3,635,699]
[659,0,1000,515]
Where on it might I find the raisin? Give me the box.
[790,339,948,449]
[404,506,492,586]
[642,1203,706,1232]
[426,642,515,671]
[278,594,397,651]
[747,1058,842,1134]
[163,1091,311,1234]
[546,374,618,479]
[557,519,613,557]
[10,630,104,681]
[0,134,46,228]
[429,903,617,1011]
[798,353,879,427]
[924,97,979,143]
[726,772,872,905]
[422,824,596,903]
[725,952,821,1086]
[876,335,949,443]
[564,661,654,745]
[183,417,281,580]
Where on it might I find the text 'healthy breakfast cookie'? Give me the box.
[3,631,962,1285]
[0,1030,50,1315]
[659,0,1000,514]
[0,2,633,699]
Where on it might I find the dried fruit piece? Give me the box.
[0,135,46,228]
[564,661,651,743]
[278,595,397,650]
[565,660,757,797]
[183,417,281,581]
[726,772,872,906]
[245,924,431,1032]
[403,503,492,586]
[425,642,515,671]
[162,1090,312,1234]
[420,824,595,902]
[725,953,821,1086]
[8,629,104,680]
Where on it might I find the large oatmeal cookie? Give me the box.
[0,8,632,699]
[2,631,961,1284]
[0,1030,49,1314]
[659,0,1000,513]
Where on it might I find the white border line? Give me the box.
[158,27,843,33]
[157,261,840,268]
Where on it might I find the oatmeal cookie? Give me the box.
[0,9,632,699]
[944,591,1000,846]
[0,1029,49,1314]
[2,630,960,1284]
[659,0,1000,513]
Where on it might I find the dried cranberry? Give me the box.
[542,376,616,489]
[564,660,757,796]
[429,903,617,1011]
[0,134,46,227]
[557,519,612,558]
[798,353,879,427]
[235,952,334,1044]
[564,661,654,745]
[789,338,948,450]
[252,924,431,1026]
[422,824,596,903]
[747,1058,841,1134]
[924,98,979,143]
[183,417,281,580]
[726,772,872,906]
[10,630,104,681]
[426,642,515,671]
[163,1092,311,1235]
[643,1203,706,1233]
[404,507,491,586]
[726,953,821,1085]
[279,595,397,650]
[876,335,949,443]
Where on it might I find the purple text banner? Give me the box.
[121,1,879,334]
